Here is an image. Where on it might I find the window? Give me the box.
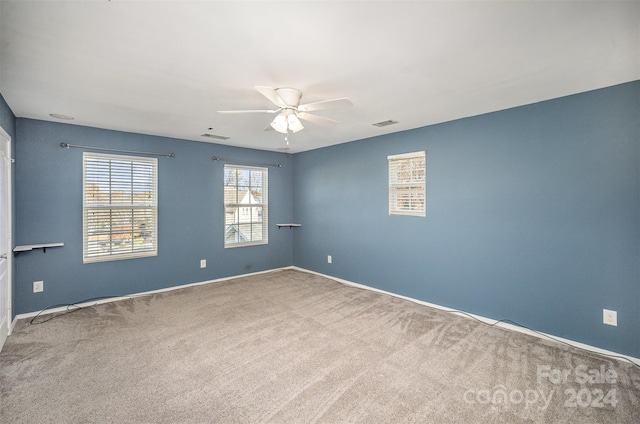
[224,165,268,247]
[83,153,157,263]
[388,151,426,216]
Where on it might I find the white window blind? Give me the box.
[224,165,268,248]
[83,152,158,263]
[388,151,426,216]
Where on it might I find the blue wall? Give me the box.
[292,81,640,358]
[14,119,293,314]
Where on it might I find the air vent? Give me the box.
[49,113,74,120]
[201,133,230,141]
[372,119,399,127]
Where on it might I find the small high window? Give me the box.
[388,151,426,217]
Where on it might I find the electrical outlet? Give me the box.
[327,255,332,264]
[33,280,43,293]
[603,309,617,326]
[200,259,206,269]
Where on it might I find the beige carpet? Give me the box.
[1,269,638,423]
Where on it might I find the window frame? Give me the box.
[388,151,426,217]
[82,152,158,263]
[223,164,268,248]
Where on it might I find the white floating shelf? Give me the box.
[276,223,301,229]
[13,243,64,253]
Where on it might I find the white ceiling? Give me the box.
[1,1,638,153]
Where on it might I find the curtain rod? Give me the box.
[60,142,175,158]
[212,156,282,168]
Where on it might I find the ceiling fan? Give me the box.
[217,86,352,135]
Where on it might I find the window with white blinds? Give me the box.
[224,165,268,248]
[83,152,158,263]
[388,151,426,217]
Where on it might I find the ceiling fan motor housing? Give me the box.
[275,87,302,107]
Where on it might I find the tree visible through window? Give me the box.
[224,165,268,247]
[388,151,426,216]
[83,153,158,263]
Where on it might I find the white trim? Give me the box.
[83,152,158,263]
[388,151,426,217]
[14,267,291,320]
[0,127,11,350]
[0,127,9,143]
[0,320,6,350]
[224,239,268,249]
[223,164,268,248]
[5,140,11,335]
[291,267,640,366]
[387,150,425,160]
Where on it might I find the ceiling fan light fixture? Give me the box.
[287,114,304,133]
[220,86,352,140]
[270,114,288,133]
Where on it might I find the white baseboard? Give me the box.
[291,266,640,367]
[0,318,7,353]
[11,265,640,367]
[13,267,292,321]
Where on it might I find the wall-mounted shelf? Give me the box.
[276,223,301,229]
[13,243,64,255]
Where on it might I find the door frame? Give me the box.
[0,125,12,351]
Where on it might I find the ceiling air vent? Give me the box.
[373,120,399,127]
[201,133,230,141]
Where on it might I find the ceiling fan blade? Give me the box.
[298,97,352,112]
[255,86,288,108]
[297,112,338,125]
[217,109,279,114]
[264,125,274,132]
